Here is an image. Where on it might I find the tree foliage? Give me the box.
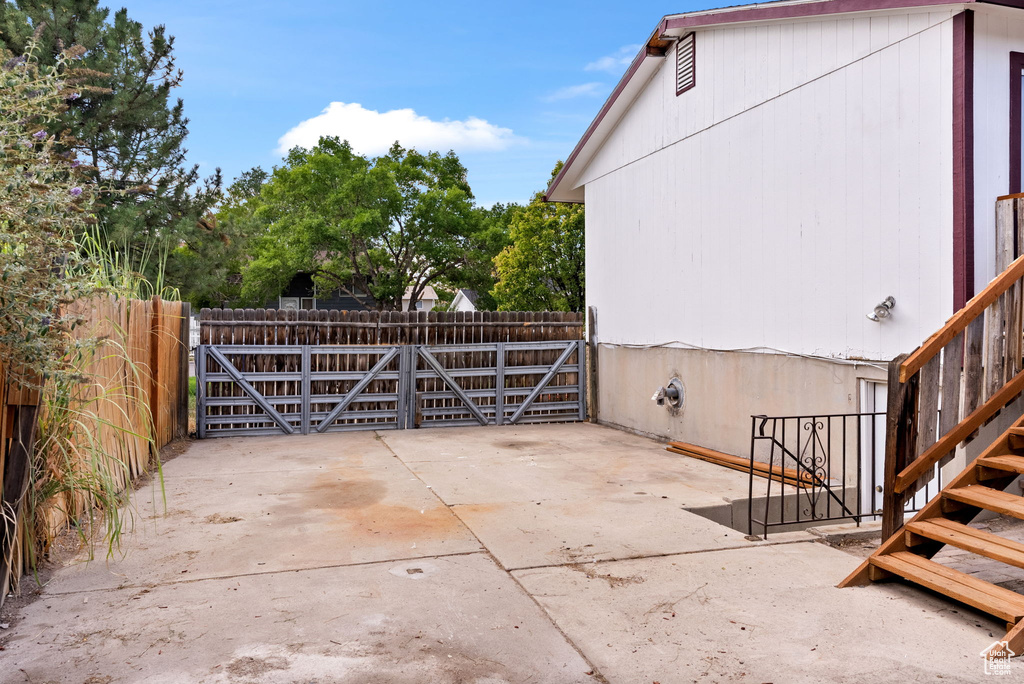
[239,137,499,311]
[172,167,267,308]
[0,0,222,297]
[446,202,515,311]
[491,162,584,312]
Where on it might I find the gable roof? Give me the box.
[456,288,480,305]
[545,0,1020,203]
[404,285,438,301]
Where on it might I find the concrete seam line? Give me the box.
[158,463,409,481]
[39,550,489,597]
[506,539,821,573]
[373,430,612,684]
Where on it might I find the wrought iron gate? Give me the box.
[196,341,585,438]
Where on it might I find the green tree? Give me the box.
[173,167,267,308]
[491,162,584,312]
[240,137,491,311]
[0,1,222,294]
[429,202,515,311]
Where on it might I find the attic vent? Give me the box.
[676,32,696,95]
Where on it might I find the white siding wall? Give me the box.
[583,12,955,360]
[973,8,1024,290]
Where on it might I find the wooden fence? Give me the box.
[199,309,585,346]
[196,309,587,437]
[0,296,190,606]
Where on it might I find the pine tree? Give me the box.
[0,1,221,293]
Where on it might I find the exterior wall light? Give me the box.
[867,296,896,322]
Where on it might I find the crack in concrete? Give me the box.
[375,430,613,684]
[507,538,820,573]
[40,549,489,597]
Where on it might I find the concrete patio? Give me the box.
[0,423,1006,682]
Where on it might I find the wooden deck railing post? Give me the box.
[882,353,918,539]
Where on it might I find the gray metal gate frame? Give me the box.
[197,340,585,438]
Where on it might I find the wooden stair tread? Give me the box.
[871,551,1024,623]
[945,485,1024,520]
[906,519,1024,569]
[977,454,1024,475]
[1007,427,1024,451]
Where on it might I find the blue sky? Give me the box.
[113,0,709,206]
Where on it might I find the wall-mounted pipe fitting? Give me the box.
[652,377,685,410]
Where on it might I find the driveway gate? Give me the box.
[196,340,586,438]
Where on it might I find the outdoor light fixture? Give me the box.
[866,296,896,322]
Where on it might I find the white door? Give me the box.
[859,381,888,516]
[859,380,940,517]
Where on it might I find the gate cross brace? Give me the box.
[315,347,401,432]
[207,347,295,434]
[417,348,489,425]
[509,343,578,425]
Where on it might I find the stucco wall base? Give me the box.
[596,345,887,457]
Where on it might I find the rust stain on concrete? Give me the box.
[341,503,465,543]
[307,470,387,510]
[450,503,501,516]
[304,469,467,543]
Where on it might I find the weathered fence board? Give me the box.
[0,295,190,607]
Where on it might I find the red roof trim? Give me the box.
[545,0,1018,203]
[953,10,975,311]
[1009,51,1024,194]
[544,21,670,203]
[664,0,964,31]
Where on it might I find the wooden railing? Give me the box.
[881,196,1024,537]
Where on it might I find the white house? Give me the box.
[449,288,479,312]
[402,285,439,312]
[547,0,1024,456]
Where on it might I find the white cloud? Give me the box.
[542,82,606,102]
[276,102,520,156]
[584,44,642,73]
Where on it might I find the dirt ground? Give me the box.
[0,424,1016,682]
[0,438,193,638]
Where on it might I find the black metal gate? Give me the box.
[196,341,585,438]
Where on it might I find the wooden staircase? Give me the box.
[841,413,1024,650]
[840,218,1024,653]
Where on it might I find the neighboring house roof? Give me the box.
[448,288,479,311]
[456,289,479,306]
[545,0,1020,203]
[404,285,438,301]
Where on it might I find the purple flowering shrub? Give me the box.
[0,40,99,387]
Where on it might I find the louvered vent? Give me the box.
[676,33,696,95]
